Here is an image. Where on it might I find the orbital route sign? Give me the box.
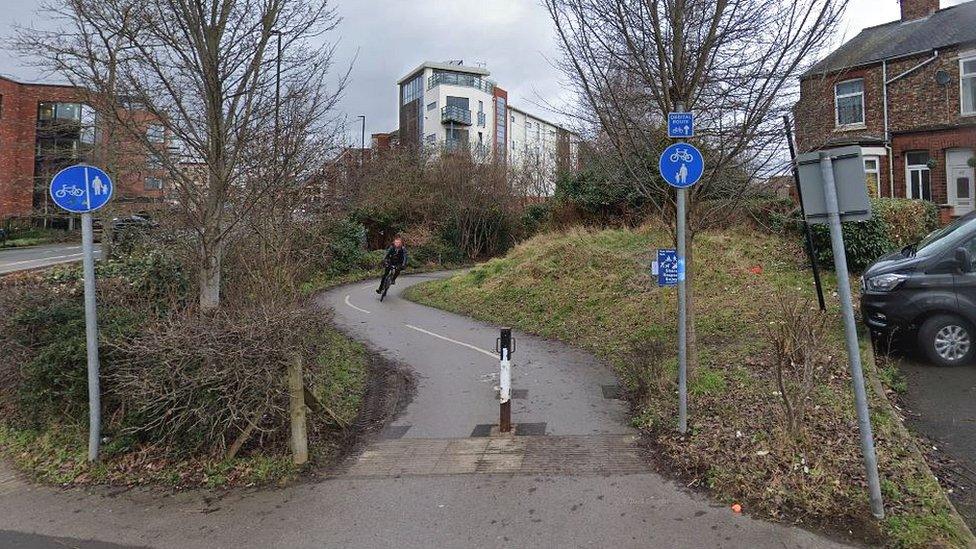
[667,112,694,138]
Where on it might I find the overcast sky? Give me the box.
[0,0,970,144]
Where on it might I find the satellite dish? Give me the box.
[936,70,952,86]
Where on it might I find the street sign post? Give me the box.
[661,107,703,435]
[668,112,694,138]
[49,164,113,462]
[794,148,884,519]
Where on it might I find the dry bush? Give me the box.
[768,294,834,436]
[106,306,332,457]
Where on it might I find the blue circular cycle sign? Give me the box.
[49,165,114,213]
[659,143,705,189]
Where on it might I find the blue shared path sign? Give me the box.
[659,143,704,189]
[655,248,683,287]
[49,165,114,213]
[668,112,694,138]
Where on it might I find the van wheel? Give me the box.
[918,315,975,367]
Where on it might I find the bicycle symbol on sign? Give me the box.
[669,148,694,163]
[55,185,85,198]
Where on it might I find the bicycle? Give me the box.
[55,185,85,198]
[378,265,398,301]
[669,148,694,163]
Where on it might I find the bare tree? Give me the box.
[544,0,848,371]
[17,0,347,310]
[769,294,833,436]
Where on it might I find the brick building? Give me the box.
[0,75,167,222]
[794,0,976,219]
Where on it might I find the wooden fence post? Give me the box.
[288,353,309,465]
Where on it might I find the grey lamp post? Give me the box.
[356,115,366,166]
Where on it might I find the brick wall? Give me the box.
[891,126,976,202]
[794,65,885,152]
[0,78,81,218]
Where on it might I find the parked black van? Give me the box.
[861,211,976,367]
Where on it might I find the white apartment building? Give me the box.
[395,60,578,192]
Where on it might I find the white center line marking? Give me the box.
[404,323,497,359]
[345,294,372,314]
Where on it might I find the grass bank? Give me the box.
[406,224,970,547]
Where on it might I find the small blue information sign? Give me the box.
[668,112,694,138]
[49,164,113,214]
[659,143,704,189]
[655,248,681,287]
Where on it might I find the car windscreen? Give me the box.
[914,213,976,257]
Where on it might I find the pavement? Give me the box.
[896,355,976,528]
[0,242,101,275]
[0,273,855,548]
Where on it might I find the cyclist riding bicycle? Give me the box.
[376,237,408,294]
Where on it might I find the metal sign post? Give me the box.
[782,115,826,311]
[49,164,113,462]
[817,153,885,519]
[660,107,704,435]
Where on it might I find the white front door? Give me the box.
[947,149,975,216]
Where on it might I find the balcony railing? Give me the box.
[427,72,495,94]
[441,105,472,126]
[477,111,486,127]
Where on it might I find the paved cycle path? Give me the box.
[0,273,854,548]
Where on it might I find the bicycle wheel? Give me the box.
[380,274,390,301]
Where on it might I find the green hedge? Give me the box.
[809,198,939,271]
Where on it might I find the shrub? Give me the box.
[106,306,334,457]
[323,218,367,277]
[810,198,940,271]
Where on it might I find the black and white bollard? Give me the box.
[497,328,515,433]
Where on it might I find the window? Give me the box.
[144,177,163,190]
[864,157,880,198]
[478,101,484,113]
[147,124,165,144]
[38,102,84,122]
[906,151,932,201]
[446,96,469,109]
[427,101,437,112]
[962,57,976,115]
[835,79,864,127]
[80,105,97,145]
[0,94,4,119]
[401,74,423,105]
[445,127,468,150]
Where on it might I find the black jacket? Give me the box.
[384,245,407,268]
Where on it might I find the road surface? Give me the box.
[897,356,976,528]
[0,243,101,275]
[0,274,853,548]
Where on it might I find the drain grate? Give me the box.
[601,384,623,400]
[515,422,547,436]
[381,425,411,440]
[470,424,493,438]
